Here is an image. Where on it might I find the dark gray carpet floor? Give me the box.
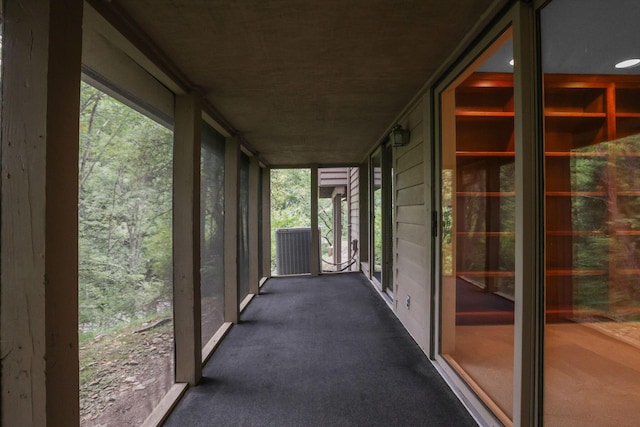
[163,273,477,427]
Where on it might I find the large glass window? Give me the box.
[541,1,640,425]
[78,82,174,425]
[200,123,225,346]
[440,30,514,424]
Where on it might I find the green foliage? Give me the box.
[560,138,640,315]
[78,83,173,331]
[373,185,383,272]
[200,139,225,299]
[270,169,311,272]
[270,169,312,229]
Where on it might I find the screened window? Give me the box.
[78,81,174,426]
[238,153,250,302]
[200,123,225,346]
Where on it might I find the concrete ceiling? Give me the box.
[112,0,502,166]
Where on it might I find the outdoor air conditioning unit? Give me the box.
[276,227,311,275]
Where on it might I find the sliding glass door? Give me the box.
[439,30,515,424]
[541,0,640,424]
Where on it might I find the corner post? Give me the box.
[310,165,320,275]
[359,162,370,273]
[1,0,84,424]
[261,167,272,280]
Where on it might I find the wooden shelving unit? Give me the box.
[544,74,640,320]
[454,72,640,320]
[454,73,516,297]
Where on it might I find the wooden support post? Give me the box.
[261,167,272,280]
[310,166,320,276]
[359,163,370,268]
[332,187,345,269]
[346,169,353,271]
[224,137,240,323]
[1,1,83,425]
[173,93,202,385]
[248,156,260,294]
[333,192,342,268]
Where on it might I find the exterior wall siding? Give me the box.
[392,99,432,354]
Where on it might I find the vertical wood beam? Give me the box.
[224,137,240,323]
[1,1,83,425]
[332,192,342,268]
[261,168,272,279]
[513,2,543,426]
[248,156,260,294]
[359,163,370,268]
[346,168,353,271]
[310,166,320,276]
[173,93,202,385]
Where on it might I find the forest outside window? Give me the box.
[239,153,251,301]
[270,169,312,275]
[78,81,174,426]
[200,123,225,348]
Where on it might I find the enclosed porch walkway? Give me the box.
[164,273,476,426]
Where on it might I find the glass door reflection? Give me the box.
[439,30,515,424]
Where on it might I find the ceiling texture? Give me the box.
[105,0,503,166]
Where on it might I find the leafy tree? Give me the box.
[269,169,311,272]
[78,82,173,331]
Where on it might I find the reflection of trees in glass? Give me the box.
[498,162,516,296]
[458,195,485,274]
[455,159,515,296]
[78,83,173,333]
[457,164,487,287]
[441,169,454,276]
[605,138,640,314]
[570,135,640,316]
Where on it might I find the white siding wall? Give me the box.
[393,99,432,354]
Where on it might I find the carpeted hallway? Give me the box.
[163,273,477,426]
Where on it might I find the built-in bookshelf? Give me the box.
[454,72,640,320]
[454,73,515,299]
